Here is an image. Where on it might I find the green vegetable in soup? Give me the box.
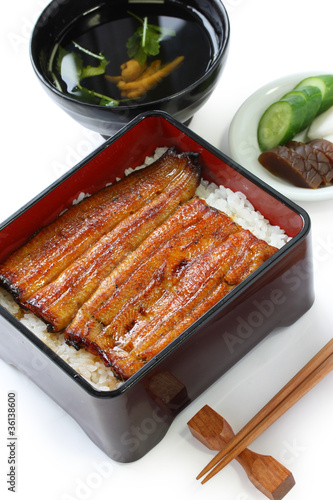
[126,12,176,66]
[54,45,119,106]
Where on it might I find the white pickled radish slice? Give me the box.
[308,105,333,140]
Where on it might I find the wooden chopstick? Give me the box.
[197,338,333,484]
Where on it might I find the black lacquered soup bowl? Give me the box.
[30,0,230,136]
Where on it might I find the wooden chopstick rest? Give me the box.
[197,339,333,484]
[188,405,295,500]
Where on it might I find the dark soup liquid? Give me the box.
[48,3,218,106]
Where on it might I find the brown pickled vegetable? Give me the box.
[286,141,333,185]
[258,146,323,189]
[309,138,333,164]
[258,139,333,189]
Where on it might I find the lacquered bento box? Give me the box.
[0,111,314,462]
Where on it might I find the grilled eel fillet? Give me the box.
[65,198,277,380]
[0,149,201,330]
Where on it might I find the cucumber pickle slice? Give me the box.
[291,86,322,128]
[257,74,333,151]
[294,75,333,113]
[258,95,306,152]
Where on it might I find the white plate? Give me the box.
[228,72,333,202]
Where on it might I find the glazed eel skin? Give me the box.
[23,151,201,331]
[0,148,201,330]
[65,198,277,380]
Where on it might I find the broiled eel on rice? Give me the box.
[0,148,199,304]
[0,147,278,382]
[65,198,277,380]
[23,153,201,331]
[0,149,201,331]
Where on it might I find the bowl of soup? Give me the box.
[30,0,230,136]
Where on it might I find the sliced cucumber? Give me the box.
[294,75,333,113]
[257,74,333,151]
[258,95,306,152]
[280,91,307,129]
[290,85,322,128]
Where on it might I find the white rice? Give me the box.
[0,288,119,390]
[0,148,290,390]
[196,180,289,249]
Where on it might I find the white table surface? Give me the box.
[1,1,332,499]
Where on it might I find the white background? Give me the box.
[1,1,332,499]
